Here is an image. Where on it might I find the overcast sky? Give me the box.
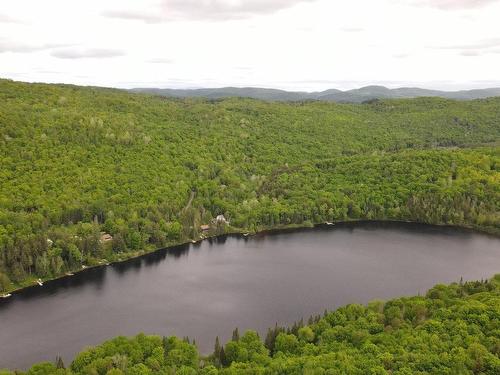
[1,0,500,91]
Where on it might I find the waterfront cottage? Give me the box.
[215,215,228,224]
[100,233,113,242]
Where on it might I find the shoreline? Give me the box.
[1,219,498,297]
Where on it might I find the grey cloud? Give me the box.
[340,27,363,32]
[460,48,500,56]
[393,53,411,58]
[0,40,69,53]
[435,38,500,50]
[410,0,498,10]
[102,0,318,22]
[37,70,63,74]
[147,58,174,64]
[296,26,314,32]
[0,41,41,53]
[431,37,500,56]
[0,14,23,23]
[460,50,481,56]
[102,10,164,24]
[51,48,125,59]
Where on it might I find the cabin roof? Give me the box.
[100,233,113,242]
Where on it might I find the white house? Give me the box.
[215,215,228,224]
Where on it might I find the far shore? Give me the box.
[1,219,498,297]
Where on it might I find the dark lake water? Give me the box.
[1,222,500,370]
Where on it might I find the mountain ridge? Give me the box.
[130,85,500,102]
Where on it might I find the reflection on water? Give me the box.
[0,222,499,370]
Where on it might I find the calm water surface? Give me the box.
[1,222,500,369]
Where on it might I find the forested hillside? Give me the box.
[3,275,500,374]
[0,79,499,292]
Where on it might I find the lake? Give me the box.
[1,222,499,370]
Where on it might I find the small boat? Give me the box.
[325,222,334,225]
[1,293,11,298]
[36,279,43,286]
[191,240,196,244]
[65,272,74,276]
[243,233,250,237]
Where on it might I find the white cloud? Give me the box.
[410,0,499,10]
[103,0,319,22]
[51,48,125,59]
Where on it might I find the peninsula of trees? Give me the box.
[0,79,499,292]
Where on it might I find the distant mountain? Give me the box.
[130,85,500,103]
[130,87,312,101]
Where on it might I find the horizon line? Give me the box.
[3,77,500,93]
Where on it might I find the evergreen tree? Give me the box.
[55,355,65,369]
[213,336,221,361]
[219,345,227,367]
[231,328,240,342]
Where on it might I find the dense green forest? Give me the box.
[0,79,499,292]
[2,275,499,374]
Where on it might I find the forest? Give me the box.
[0,78,499,292]
[1,275,499,374]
